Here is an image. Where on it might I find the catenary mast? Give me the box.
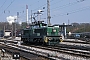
[26,5,29,25]
[47,0,51,26]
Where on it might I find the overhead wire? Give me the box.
[38,0,86,15]
[0,0,15,18]
[21,0,89,21]
[67,6,90,15]
[32,0,64,20]
[51,0,86,11]
[0,0,7,10]
[5,0,15,10]
[31,0,87,12]
[42,0,64,13]
[50,0,63,6]
[32,0,54,12]
[0,0,89,21]
[51,0,89,18]
[52,6,90,18]
[29,0,89,22]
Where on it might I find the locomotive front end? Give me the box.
[44,26,63,45]
[44,36,62,45]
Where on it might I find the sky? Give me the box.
[0,0,90,25]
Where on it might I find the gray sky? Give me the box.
[0,0,90,24]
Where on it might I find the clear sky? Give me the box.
[0,0,90,24]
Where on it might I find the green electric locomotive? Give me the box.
[21,21,63,45]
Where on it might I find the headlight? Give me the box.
[53,29,56,32]
[59,36,62,39]
[48,37,52,40]
[47,33,49,35]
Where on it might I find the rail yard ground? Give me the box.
[0,37,90,60]
[0,37,49,60]
[0,44,27,60]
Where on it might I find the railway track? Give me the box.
[78,38,90,42]
[63,40,90,44]
[23,44,90,58]
[0,38,90,60]
[61,39,90,51]
[64,39,90,44]
[21,38,90,60]
[0,42,66,60]
[0,42,50,60]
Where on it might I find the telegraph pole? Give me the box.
[47,0,51,26]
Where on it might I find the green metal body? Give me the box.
[21,21,62,45]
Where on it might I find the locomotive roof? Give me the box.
[53,24,72,27]
[30,23,47,26]
[30,21,47,26]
